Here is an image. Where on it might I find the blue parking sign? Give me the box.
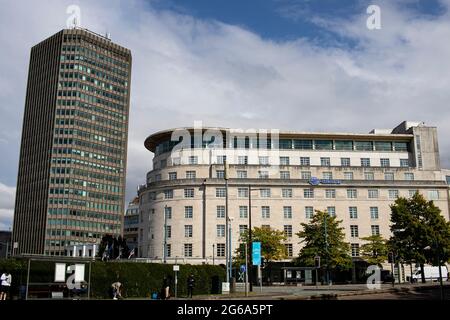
[252,242,261,266]
[240,265,246,273]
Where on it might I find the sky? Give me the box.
[1,0,450,230]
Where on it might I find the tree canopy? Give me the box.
[390,192,450,267]
[235,226,287,264]
[360,235,389,266]
[296,210,352,270]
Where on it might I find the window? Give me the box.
[315,140,333,150]
[166,244,171,257]
[350,225,359,238]
[349,207,358,219]
[168,172,177,180]
[294,140,313,149]
[304,188,314,198]
[361,158,371,167]
[216,244,225,257]
[172,157,181,165]
[284,225,293,238]
[216,188,226,198]
[238,188,248,198]
[394,142,408,152]
[217,225,225,237]
[280,156,290,165]
[185,225,193,238]
[301,171,311,180]
[370,207,379,220]
[217,206,225,218]
[408,190,418,198]
[165,225,171,238]
[238,156,248,165]
[184,206,193,219]
[335,141,353,151]
[155,174,162,181]
[388,189,399,199]
[305,206,314,219]
[188,156,198,165]
[216,170,225,179]
[404,173,414,181]
[260,188,271,198]
[327,206,336,217]
[184,244,193,257]
[347,189,357,199]
[384,172,394,181]
[282,188,293,198]
[300,157,310,166]
[371,225,380,236]
[280,139,292,149]
[237,170,247,179]
[325,189,336,199]
[375,141,392,151]
[355,141,373,151]
[262,206,270,219]
[285,244,293,257]
[239,225,248,235]
[258,171,269,179]
[283,206,292,219]
[186,171,196,179]
[323,172,333,180]
[278,171,290,179]
[259,156,269,165]
[351,244,360,257]
[400,159,409,167]
[380,158,390,167]
[368,189,379,199]
[344,172,354,180]
[341,158,351,167]
[160,160,167,168]
[428,190,439,200]
[364,172,374,181]
[184,188,194,198]
[164,189,173,199]
[217,155,226,164]
[320,157,331,166]
[164,207,172,219]
[239,206,248,219]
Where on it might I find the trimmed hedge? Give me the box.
[0,258,226,299]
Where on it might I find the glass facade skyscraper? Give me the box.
[12,28,132,256]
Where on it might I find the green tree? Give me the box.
[234,226,287,265]
[296,210,352,270]
[360,235,389,266]
[390,192,450,283]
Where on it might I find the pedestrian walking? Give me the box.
[187,274,195,299]
[161,276,170,299]
[111,281,122,300]
[0,272,12,300]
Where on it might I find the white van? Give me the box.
[411,266,448,282]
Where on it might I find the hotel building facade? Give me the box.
[12,28,132,256]
[137,121,450,266]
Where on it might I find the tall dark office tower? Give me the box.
[12,29,132,256]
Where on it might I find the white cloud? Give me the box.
[0,0,449,213]
[0,182,15,230]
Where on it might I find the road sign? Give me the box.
[252,242,261,266]
[173,265,180,271]
[240,265,246,273]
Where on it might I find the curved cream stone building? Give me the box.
[137,121,449,267]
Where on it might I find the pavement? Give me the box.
[189,282,450,300]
